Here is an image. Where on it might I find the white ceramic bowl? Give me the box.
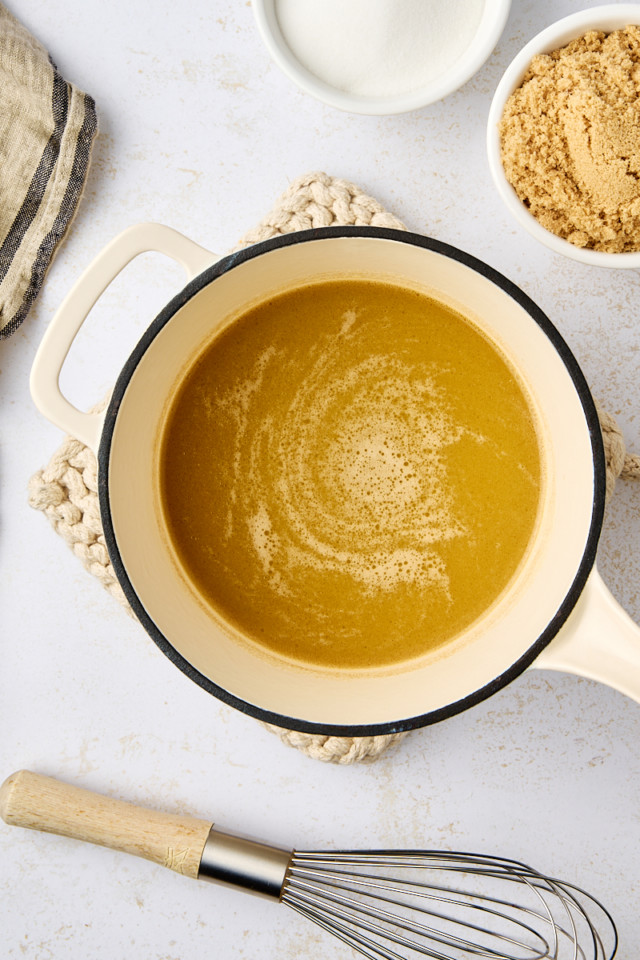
[487,4,640,269]
[253,0,512,115]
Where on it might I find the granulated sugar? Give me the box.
[275,0,486,99]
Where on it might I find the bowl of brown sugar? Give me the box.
[487,4,640,268]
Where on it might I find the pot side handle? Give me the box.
[534,566,640,704]
[30,223,217,454]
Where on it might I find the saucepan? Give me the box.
[30,224,640,735]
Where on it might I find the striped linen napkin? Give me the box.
[0,4,96,339]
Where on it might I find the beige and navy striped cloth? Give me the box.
[0,5,96,339]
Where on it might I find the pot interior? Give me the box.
[103,232,600,731]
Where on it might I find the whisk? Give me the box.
[0,771,617,960]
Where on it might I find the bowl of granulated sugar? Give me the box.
[487,4,640,268]
[253,0,511,115]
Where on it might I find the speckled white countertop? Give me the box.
[1,1,639,957]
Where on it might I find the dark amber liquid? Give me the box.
[159,279,541,669]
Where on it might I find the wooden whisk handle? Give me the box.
[0,770,212,879]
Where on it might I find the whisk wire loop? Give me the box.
[284,870,553,960]
[288,893,485,960]
[281,850,617,960]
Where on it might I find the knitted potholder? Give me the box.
[28,173,640,764]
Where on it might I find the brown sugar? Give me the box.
[499,26,640,253]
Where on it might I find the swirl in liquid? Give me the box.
[159,280,541,670]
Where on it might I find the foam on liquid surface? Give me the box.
[159,280,541,670]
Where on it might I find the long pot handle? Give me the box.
[30,223,217,453]
[0,769,213,879]
[534,566,640,703]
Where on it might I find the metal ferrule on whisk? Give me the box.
[198,827,292,900]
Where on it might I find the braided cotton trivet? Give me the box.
[28,173,640,764]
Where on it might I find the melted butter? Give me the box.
[159,279,542,670]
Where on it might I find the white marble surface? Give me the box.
[1,1,639,957]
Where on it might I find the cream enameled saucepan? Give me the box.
[30,225,640,735]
